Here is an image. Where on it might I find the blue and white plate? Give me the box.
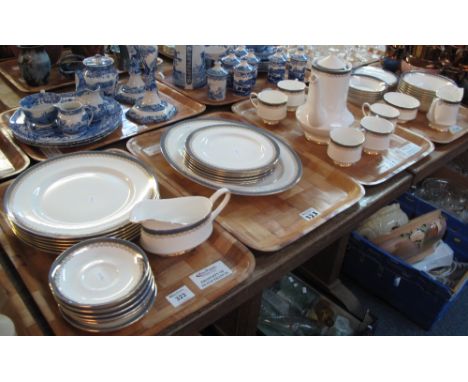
[9,98,122,148]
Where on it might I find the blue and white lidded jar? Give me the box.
[289,46,308,81]
[267,48,287,84]
[81,54,119,96]
[233,59,255,96]
[221,51,240,89]
[245,49,260,87]
[234,45,248,58]
[173,45,207,90]
[206,61,229,101]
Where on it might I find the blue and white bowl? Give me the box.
[19,92,61,127]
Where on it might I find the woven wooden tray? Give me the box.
[232,101,434,186]
[160,71,273,106]
[403,107,468,144]
[0,262,43,335]
[127,112,364,252]
[0,128,29,181]
[0,82,205,161]
[0,59,75,93]
[0,181,255,335]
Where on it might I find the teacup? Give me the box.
[56,101,94,135]
[427,84,464,131]
[327,127,365,167]
[19,91,61,127]
[277,79,306,111]
[360,116,394,155]
[362,102,400,127]
[383,92,420,123]
[250,89,288,125]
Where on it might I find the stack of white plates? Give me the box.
[353,66,399,89]
[183,124,280,185]
[397,71,457,112]
[49,238,156,333]
[159,118,302,196]
[4,151,158,254]
[348,74,388,106]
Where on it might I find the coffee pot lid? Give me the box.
[312,51,351,74]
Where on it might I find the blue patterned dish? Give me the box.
[9,97,122,148]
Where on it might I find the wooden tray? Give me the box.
[0,128,30,180]
[232,101,434,186]
[0,261,44,335]
[127,112,364,252]
[403,107,468,144]
[160,71,273,106]
[0,82,206,161]
[0,59,75,93]
[0,181,255,335]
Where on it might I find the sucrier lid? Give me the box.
[312,53,351,74]
[83,54,114,68]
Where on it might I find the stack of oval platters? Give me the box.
[348,74,388,106]
[397,71,457,112]
[4,151,158,254]
[49,238,156,332]
[161,118,302,196]
[352,66,399,89]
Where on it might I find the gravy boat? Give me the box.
[130,188,230,256]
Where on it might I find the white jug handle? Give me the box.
[209,187,231,220]
[427,98,441,122]
[250,92,259,108]
[156,71,165,80]
[362,102,371,117]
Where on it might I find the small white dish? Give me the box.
[360,116,394,155]
[383,92,420,122]
[353,66,398,88]
[327,128,365,167]
[350,74,387,93]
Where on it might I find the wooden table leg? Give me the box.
[212,292,262,336]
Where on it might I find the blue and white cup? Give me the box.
[19,92,61,127]
[56,101,94,135]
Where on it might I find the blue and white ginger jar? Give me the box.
[289,47,308,82]
[267,48,287,84]
[221,51,240,89]
[233,58,255,96]
[245,49,260,86]
[81,54,119,96]
[206,61,228,101]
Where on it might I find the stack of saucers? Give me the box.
[183,124,280,185]
[4,151,158,254]
[348,74,388,106]
[397,71,457,112]
[49,238,156,333]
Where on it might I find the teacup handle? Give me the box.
[362,102,371,117]
[209,187,231,220]
[250,92,259,109]
[84,106,94,126]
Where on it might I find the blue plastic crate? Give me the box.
[343,193,468,330]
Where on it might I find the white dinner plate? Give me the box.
[353,66,398,87]
[350,74,387,93]
[160,118,302,196]
[5,151,158,238]
[185,124,279,172]
[401,72,455,93]
[49,239,149,306]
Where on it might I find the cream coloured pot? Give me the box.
[130,188,230,256]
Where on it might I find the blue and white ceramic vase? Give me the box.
[115,45,146,105]
[246,45,275,72]
[173,45,206,90]
[126,46,177,124]
[78,54,119,96]
[206,61,228,101]
[245,49,260,87]
[267,48,287,84]
[233,58,255,96]
[234,45,248,58]
[221,51,240,89]
[17,46,51,86]
[289,47,308,81]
